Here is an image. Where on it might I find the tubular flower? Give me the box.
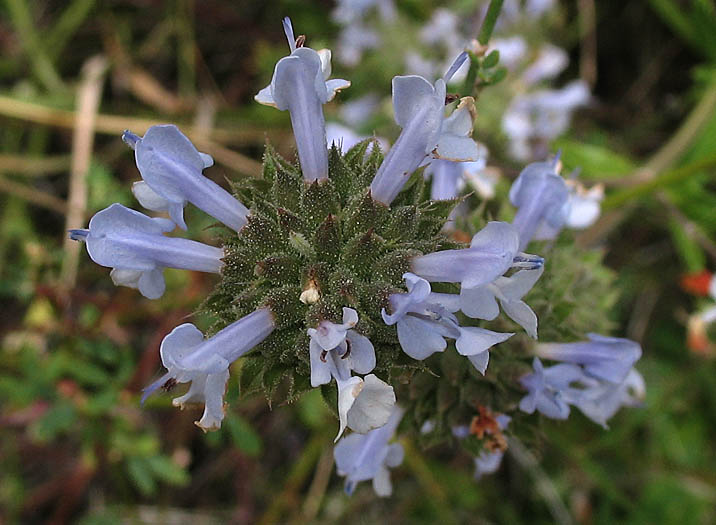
[411,221,543,290]
[255,17,350,181]
[69,203,223,299]
[382,273,513,373]
[534,333,642,383]
[334,406,405,497]
[370,52,482,205]
[509,157,569,250]
[123,125,249,232]
[307,308,394,441]
[142,308,275,431]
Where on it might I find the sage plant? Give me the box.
[71,16,644,498]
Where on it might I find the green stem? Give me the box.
[603,154,716,209]
[4,0,65,92]
[477,0,504,45]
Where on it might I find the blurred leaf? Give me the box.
[556,139,636,179]
[226,414,262,456]
[146,455,190,487]
[29,401,76,442]
[126,457,156,496]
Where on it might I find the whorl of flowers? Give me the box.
[70,17,644,497]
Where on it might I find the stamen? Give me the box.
[68,229,89,241]
[320,350,328,362]
[122,130,141,150]
[512,253,545,269]
[161,377,178,392]
[295,34,306,48]
[282,17,296,52]
[443,51,469,83]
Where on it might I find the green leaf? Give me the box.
[225,414,263,456]
[555,138,636,179]
[127,457,156,496]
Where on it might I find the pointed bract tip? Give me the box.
[344,480,356,496]
[68,229,89,241]
[122,130,141,150]
[444,51,469,83]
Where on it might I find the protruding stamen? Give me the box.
[68,229,89,241]
[512,253,545,269]
[320,350,328,363]
[295,34,306,48]
[444,51,469,83]
[282,17,296,52]
[122,130,141,150]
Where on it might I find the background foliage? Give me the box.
[0,1,715,523]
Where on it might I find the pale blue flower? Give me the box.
[427,156,486,201]
[563,369,645,428]
[460,266,545,339]
[307,308,393,440]
[502,81,590,162]
[69,203,223,299]
[411,221,543,290]
[255,18,350,182]
[370,53,483,205]
[509,158,570,250]
[382,273,513,373]
[518,358,586,420]
[519,356,646,427]
[142,308,275,431]
[123,125,249,231]
[535,334,642,384]
[334,406,404,497]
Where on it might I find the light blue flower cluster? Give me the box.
[69,16,645,498]
[520,335,645,427]
[71,124,276,430]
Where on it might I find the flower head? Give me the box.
[69,203,223,299]
[123,125,249,231]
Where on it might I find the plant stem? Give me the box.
[603,153,716,209]
[477,0,504,45]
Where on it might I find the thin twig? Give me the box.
[0,175,67,214]
[0,94,266,175]
[299,446,335,523]
[257,433,325,525]
[0,154,71,176]
[61,55,107,288]
[507,437,574,525]
[658,191,716,261]
[578,0,597,88]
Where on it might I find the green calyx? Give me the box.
[202,140,462,405]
